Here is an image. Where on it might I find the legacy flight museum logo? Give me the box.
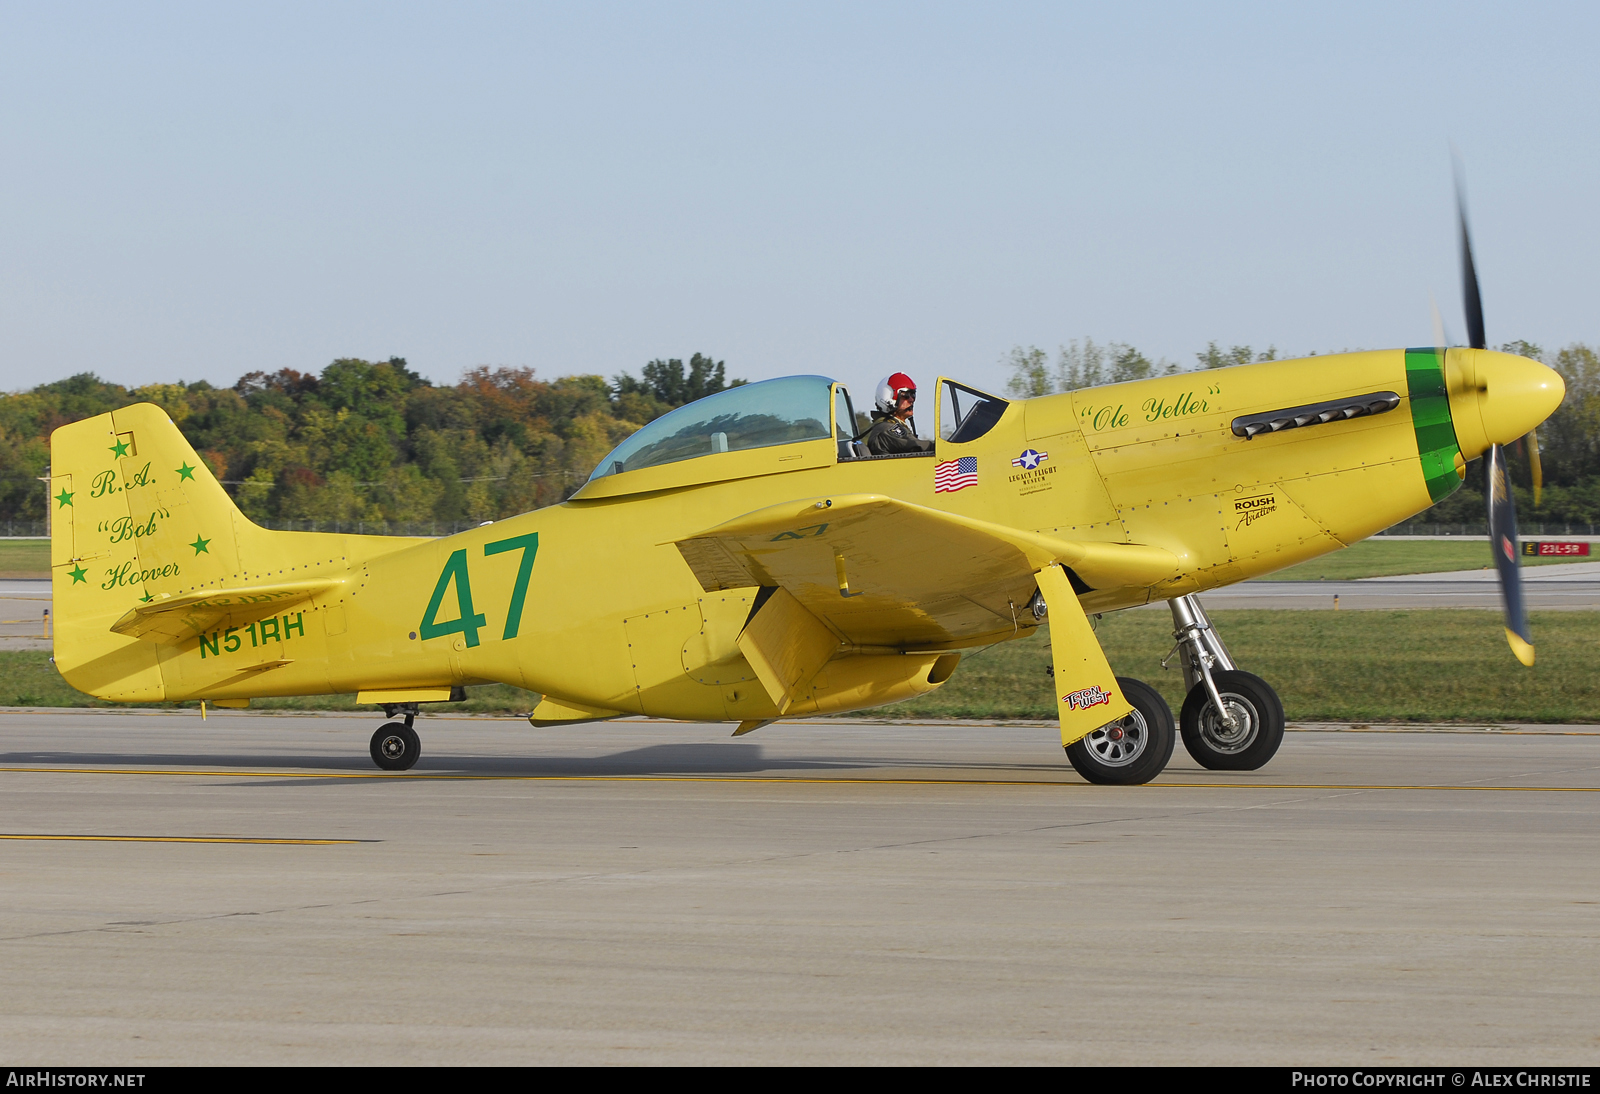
[1234,492,1276,528]
[1009,449,1056,496]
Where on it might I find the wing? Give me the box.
[674,492,1179,650]
[676,493,1170,743]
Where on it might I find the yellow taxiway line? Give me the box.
[0,766,1598,792]
[0,833,362,844]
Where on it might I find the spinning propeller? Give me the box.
[1455,178,1537,666]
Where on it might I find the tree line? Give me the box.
[1,340,1594,526]
[0,353,739,525]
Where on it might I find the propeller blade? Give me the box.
[1457,186,1487,350]
[1526,427,1543,508]
[1486,444,1534,666]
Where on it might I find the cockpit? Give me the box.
[578,374,1009,498]
[588,375,835,480]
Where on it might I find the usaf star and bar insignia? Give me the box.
[1009,448,1057,496]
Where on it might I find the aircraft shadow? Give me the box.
[0,741,1065,779]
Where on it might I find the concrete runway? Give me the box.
[0,580,50,650]
[3,711,1599,1065]
[1203,561,1600,610]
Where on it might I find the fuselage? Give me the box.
[51,346,1562,720]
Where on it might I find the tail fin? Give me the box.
[50,403,419,700]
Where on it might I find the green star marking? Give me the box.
[175,462,196,481]
[109,439,130,459]
[190,535,210,555]
[55,489,73,508]
[67,565,88,584]
[140,592,155,603]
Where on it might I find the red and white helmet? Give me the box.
[874,372,917,414]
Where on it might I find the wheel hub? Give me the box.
[1082,710,1148,768]
[380,734,407,759]
[1202,695,1259,753]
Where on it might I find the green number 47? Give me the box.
[418,533,539,648]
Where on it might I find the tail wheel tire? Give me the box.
[1179,670,1285,771]
[370,723,421,771]
[1065,677,1176,786]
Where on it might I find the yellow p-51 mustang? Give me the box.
[47,337,1561,784]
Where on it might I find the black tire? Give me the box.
[1064,677,1176,786]
[370,722,421,771]
[1179,670,1284,771]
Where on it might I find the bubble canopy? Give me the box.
[589,375,835,480]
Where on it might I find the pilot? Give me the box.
[865,373,932,455]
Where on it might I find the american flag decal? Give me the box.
[934,456,978,493]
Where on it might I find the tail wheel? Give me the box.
[370,722,421,771]
[1065,677,1176,786]
[1179,670,1284,771]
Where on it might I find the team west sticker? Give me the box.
[1062,684,1112,711]
[1009,449,1056,496]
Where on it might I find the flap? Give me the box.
[109,578,343,644]
[674,494,1180,649]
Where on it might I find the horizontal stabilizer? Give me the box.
[110,579,343,645]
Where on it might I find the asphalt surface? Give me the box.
[3,711,1599,1064]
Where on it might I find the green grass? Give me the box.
[0,539,48,578]
[6,609,1597,722]
[889,608,1600,723]
[1260,538,1590,580]
[6,538,1589,582]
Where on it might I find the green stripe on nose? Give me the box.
[1405,348,1464,503]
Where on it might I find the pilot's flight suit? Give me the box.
[865,414,928,455]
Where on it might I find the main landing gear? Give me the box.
[1163,594,1285,770]
[1064,677,1176,786]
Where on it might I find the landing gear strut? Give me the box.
[1164,594,1285,770]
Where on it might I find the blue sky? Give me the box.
[2,2,1595,399]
